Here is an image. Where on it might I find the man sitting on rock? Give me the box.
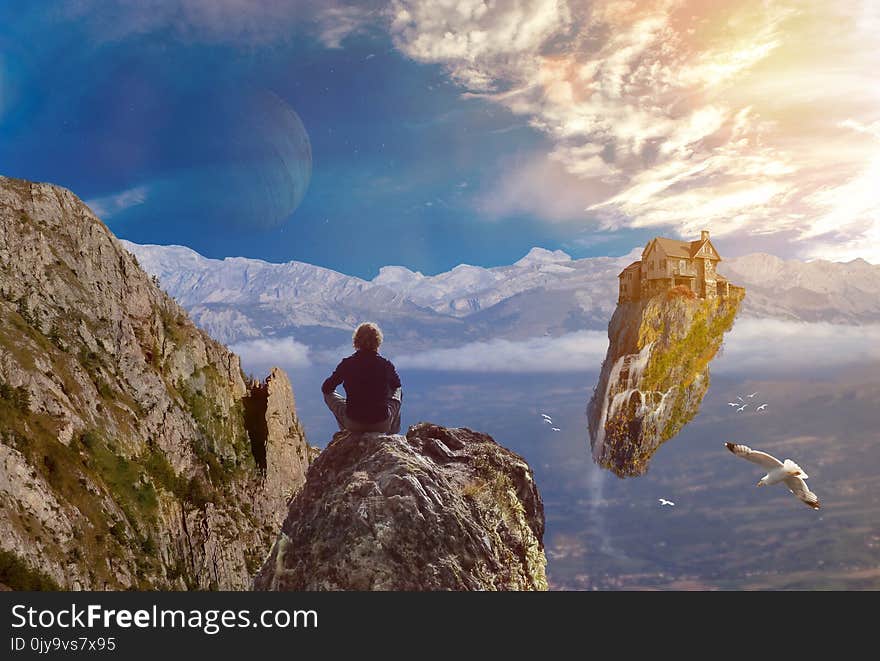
[322,322,402,434]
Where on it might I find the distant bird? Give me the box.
[541,413,552,419]
[748,392,759,398]
[543,418,553,424]
[727,402,739,407]
[725,442,820,510]
[736,404,748,412]
[737,396,744,402]
[551,427,561,432]
[658,498,675,507]
[756,403,768,411]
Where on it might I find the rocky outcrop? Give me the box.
[0,176,311,590]
[253,423,547,591]
[587,287,744,477]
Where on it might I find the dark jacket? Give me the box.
[321,350,402,423]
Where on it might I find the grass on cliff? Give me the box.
[0,549,60,591]
[639,289,744,441]
[639,291,742,393]
[177,365,255,483]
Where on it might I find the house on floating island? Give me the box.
[618,230,745,303]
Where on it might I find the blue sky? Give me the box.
[2,1,878,275]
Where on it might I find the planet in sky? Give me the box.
[120,86,312,234]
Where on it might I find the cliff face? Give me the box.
[254,423,547,591]
[0,176,310,590]
[587,287,744,477]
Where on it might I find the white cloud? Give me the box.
[715,319,880,374]
[388,0,880,262]
[85,186,149,219]
[391,318,880,375]
[316,5,378,48]
[389,0,571,91]
[394,330,608,372]
[231,336,312,370]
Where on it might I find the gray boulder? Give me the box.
[254,423,547,591]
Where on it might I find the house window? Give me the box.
[679,260,686,271]
[661,259,666,269]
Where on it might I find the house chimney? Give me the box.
[701,229,710,241]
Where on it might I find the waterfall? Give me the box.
[592,341,654,461]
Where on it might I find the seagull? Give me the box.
[736,404,748,412]
[543,418,553,424]
[727,402,739,407]
[541,414,552,420]
[551,427,561,432]
[748,392,759,398]
[725,442,820,510]
[737,396,744,402]
[658,498,675,507]
[756,403,768,411]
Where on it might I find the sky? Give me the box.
[1,0,879,277]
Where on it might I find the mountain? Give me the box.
[125,241,466,351]
[0,176,311,590]
[254,424,547,591]
[719,253,880,323]
[124,242,879,359]
[587,287,744,477]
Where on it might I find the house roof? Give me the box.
[618,260,641,277]
[645,236,720,260]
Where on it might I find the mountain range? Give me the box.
[124,241,880,354]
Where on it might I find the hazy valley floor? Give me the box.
[279,357,880,590]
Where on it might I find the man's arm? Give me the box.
[321,360,346,394]
[387,361,402,392]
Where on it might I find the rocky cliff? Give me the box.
[587,287,744,477]
[0,176,311,590]
[253,423,547,591]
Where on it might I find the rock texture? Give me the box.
[0,176,311,590]
[253,423,547,591]
[588,287,744,477]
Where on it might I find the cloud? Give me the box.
[85,186,149,219]
[316,5,378,48]
[391,319,880,375]
[715,319,880,374]
[394,330,609,372]
[230,336,312,370]
[388,0,880,262]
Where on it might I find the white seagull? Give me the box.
[727,402,739,407]
[541,413,552,419]
[658,498,675,507]
[543,418,553,424]
[737,396,745,402]
[551,427,561,432]
[748,392,759,398]
[756,403,768,411]
[725,442,820,510]
[736,404,748,412]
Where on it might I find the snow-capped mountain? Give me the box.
[123,240,880,352]
[718,253,880,323]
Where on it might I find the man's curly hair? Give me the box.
[353,322,383,352]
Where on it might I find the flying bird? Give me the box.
[737,396,744,402]
[748,392,759,398]
[658,498,675,507]
[551,427,561,432]
[543,418,553,424]
[728,402,739,407]
[736,404,748,412]
[725,442,820,510]
[756,403,768,411]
